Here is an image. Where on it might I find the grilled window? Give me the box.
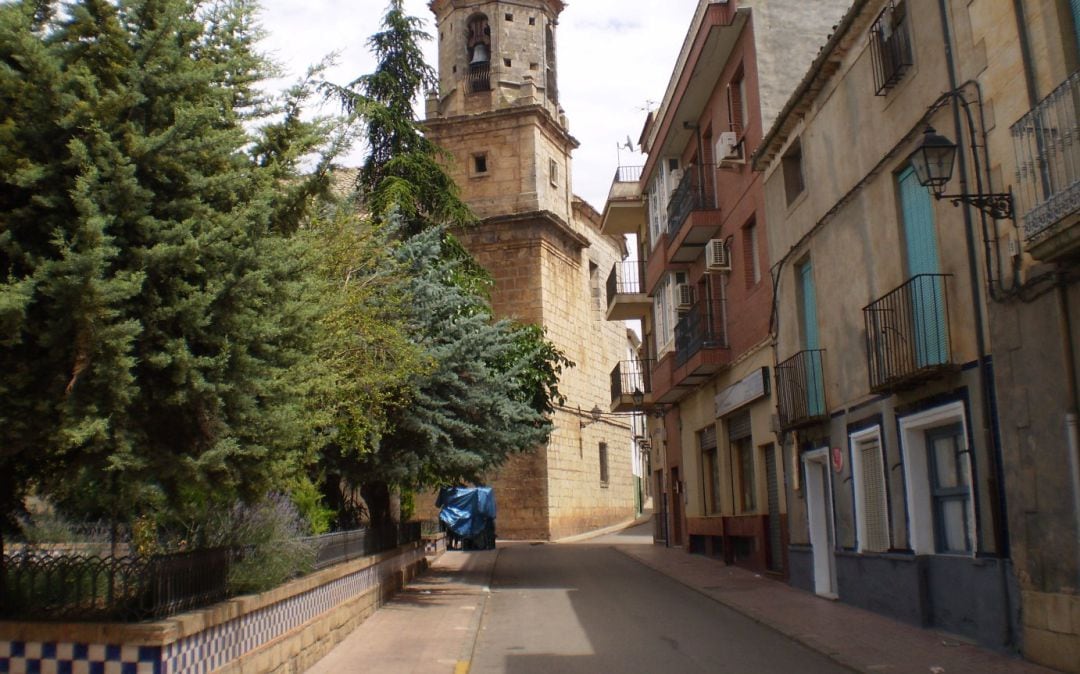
[870,0,913,95]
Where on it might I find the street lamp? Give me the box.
[909,126,1014,220]
[631,388,645,408]
[580,405,603,428]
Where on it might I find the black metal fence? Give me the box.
[667,164,718,240]
[675,297,729,367]
[610,359,654,403]
[1,522,421,622]
[863,274,952,392]
[775,349,828,431]
[614,165,643,183]
[605,260,645,307]
[869,0,913,95]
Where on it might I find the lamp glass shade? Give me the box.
[631,388,645,407]
[910,127,957,193]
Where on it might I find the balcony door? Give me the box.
[898,166,947,368]
[797,261,824,417]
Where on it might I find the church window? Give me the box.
[529,17,536,26]
[472,153,488,175]
[504,58,512,67]
[505,13,513,21]
[549,158,559,186]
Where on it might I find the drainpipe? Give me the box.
[1057,281,1080,588]
[936,0,1009,559]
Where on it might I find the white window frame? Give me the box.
[654,275,674,356]
[849,425,890,553]
[897,401,976,555]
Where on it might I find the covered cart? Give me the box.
[436,486,496,550]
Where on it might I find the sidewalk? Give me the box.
[305,549,497,674]
[614,540,1060,674]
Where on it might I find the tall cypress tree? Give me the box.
[0,0,324,541]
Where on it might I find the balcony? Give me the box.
[870,0,913,95]
[610,359,654,412]
[673,297,730,388]
[600,166,645,236]
[863,274,954,393]
[775,350,828,431]
[667,164,722,263]
[605,261,650,321]
[1011,70,1080,260]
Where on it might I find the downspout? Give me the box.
[936,0,1009,559]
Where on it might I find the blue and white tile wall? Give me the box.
[0,547,422,674]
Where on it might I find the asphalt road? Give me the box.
[468,538,849,674]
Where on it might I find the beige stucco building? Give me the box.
[755,0,1080,667]
[422,0,635,540]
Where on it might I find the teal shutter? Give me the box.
[1072,0,1080,53]
[798,261,825,416]
[898,166,947,367]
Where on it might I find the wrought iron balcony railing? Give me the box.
[667,164,718,240]
[614,165,644,183]
[605,260,646,306]
[675,297,728,367]
[1011,69,1080,241]
[468,63,491,93]
[870,0,913,95]
[611,359,655,403]
[775,350,827,430]
[863,274,952,393]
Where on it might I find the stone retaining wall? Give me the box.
[0,542,429,674]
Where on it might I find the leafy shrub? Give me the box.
[205,494,316,594]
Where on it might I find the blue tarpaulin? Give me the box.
[436,487,496,548]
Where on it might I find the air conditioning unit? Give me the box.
[706,239,732,272]
[675,283,693,309]
[716,131,741,162]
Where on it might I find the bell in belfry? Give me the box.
[470,43,489,65]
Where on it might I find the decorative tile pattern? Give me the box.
[1,547,422,674]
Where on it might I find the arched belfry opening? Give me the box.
[466,13,491,92]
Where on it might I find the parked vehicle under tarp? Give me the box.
[436,486,496,550]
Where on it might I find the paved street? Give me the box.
[308,522,1060,674]
[469,538,845,673]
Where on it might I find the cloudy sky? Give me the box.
[258,0,701,209]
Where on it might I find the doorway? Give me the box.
[803,448,836,597]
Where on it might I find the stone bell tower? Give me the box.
[425,0,635,540]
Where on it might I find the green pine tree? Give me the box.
[0,0,330,544]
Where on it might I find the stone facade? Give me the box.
[424,0,635,540]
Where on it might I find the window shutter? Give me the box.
[727,82,744,134]
[859,439,890,552]
[727,411,752,441]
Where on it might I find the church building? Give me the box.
[423,0,636,539]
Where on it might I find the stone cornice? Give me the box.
[424,103,580,151]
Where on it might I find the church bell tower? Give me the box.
[424,0,634,541]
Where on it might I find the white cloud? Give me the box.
[258,0,699,208]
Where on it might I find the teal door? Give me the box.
[798,261,825,417]
[898,166,947,368]
[1072,0,1080,53]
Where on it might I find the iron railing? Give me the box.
[300,521,420,571]
[605,260,646,307]
[667,164,718,240]
[1,523,421,622]
[870,0,913,95]
[468,63,491,93]
[863,274,952,392]
[775,350,828,430]
[614,165,643,183]
[1011,69,1080,240]
[610,359,655,402]
[675,297,728,367]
